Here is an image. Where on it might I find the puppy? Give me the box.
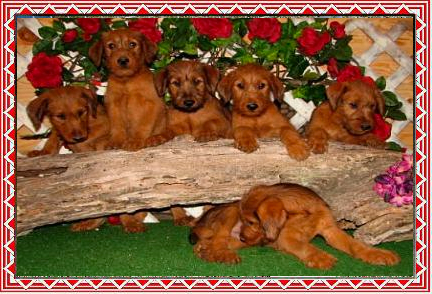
[307,80,387,154]
[26,86,109,157]
[239,183,401,269]
[89,28,169,151]
[218,64,309,161]
[153,60,231,143]
[189,202,262,264]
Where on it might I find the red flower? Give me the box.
[297,27,331,56]
[372,113,392,141]
[330,21,346,39]
[76,18,101,35]
[247,18,281,43]
[360,76,376,87]
[336,64,362,82]
[191,18,233,40]
[26,52,63,88]
[107,215,121,225]
[62,29,78,43]
[128,18,162,43]
[82,33,92,42]
[327,57,339,78]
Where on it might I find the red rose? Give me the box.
[297,27,331,56]
[372,113,392,141]
[62,29,78,43]
[327,57,339,78]
[330,21,346,39]
[76,18,101,35]
[191,18,233,40]
[128,18,162,43]
[26,52,63,88]
[247,18,281,43]
[336,64,362,82]
[82,33,92,42]
[360,76,376,88]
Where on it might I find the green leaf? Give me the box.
[383,91,399,107]
[197,36,213,51]
[386,141,404,152]
[359,66,366,75]
[183,43,198,55]
[233,19,248,37]
[314,18,328,23]
[32,39,53,55]
[288,55,309,78]
[375,76,386,90]
[111,20,127,29]
[303,71,320,80]
[173,35,187,49]
[216,57,237,69]
[52,20,66,32]
[38,26,58,39]
[62,68,74,82]
[292,84,327,105]
[157,40,172,55]
[386,108,407,121]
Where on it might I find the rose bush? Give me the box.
[297,27,331,56]
[128,18,162,43]
[246,18,281,43]
[26,52,63,88]
[191,18,233,40]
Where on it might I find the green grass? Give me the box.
[17,221,414,277]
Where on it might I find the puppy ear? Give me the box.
[154,68,168,97]
[326,82,347,110]
[269,73,285,103]
[217,72,234,105]
[88,39,103,67]
[81,87,98,118]
[374,88,386,116]
[141,36,157,65]
[27,92,51,131]
[256,197,287,242]
[203,64,220,94]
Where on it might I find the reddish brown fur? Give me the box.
[26,86,110,156]
[239,184,400,269]
[153,60,231,143]
[307,80,386,154]
[89,28,168,151]
[218,64,309,161]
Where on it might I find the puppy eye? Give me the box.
[129,41,137,48]
[257,83,266,90]
[170,80,180,87]
[108,43,115,49]
[194,78,203,85]
[370,104,376,109]
[77,109,87,117]
[236,82,244,89]
[56,114,66,120]
[349,102,358,109]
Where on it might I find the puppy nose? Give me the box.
[183,100,195,108]
[361,123,372,131]
[117,57,129,67]
[247,103,258,111]
[72,135,86,143]
[240,236,245,242]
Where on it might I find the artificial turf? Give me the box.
[17,220,413,277]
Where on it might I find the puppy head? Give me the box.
[89,29,157,78]
[26,86,98,144]
[217,64,284,116]
[155,60,220,112]
[326,80,385,135]
[239,197,286,245]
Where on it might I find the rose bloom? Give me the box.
[191,18,233,40]
[327,57,339,78]
[297,27,331,56]
[247,18,282,43]
[128,18,162,43]
[26,52,63,88]
[372,113,392,141]
[62,29,78,43]
[330,21,346,39]
[76,18,101,34]
[336,64,362,82]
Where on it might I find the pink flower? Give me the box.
[389,195,412,207]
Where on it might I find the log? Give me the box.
[17,137,413,244]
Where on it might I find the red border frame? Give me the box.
[4,1,429,291]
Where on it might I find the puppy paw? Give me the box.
[359,249,400,266]
[173,215,196,227]
[287,142,310,161]
[144,134,170,147]
[214,250,241,264]
[235,138,259,153]
[106,140,123,150]
[70,218,105,232]
[304,251,337,269]
[123,139,144,151]
[27,150,50,157]
[365,137,387,149]
[122,222,147,233]
[194,131,219,142]
[308,137,328,154]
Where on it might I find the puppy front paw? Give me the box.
[122,222,147,233]
[365,137,387,149]
[194,131,219,142]
[235,138,259,153]
[359,248,400,266]
[70,218,105,232]
[173,215,195,227]
[144,134,170,147]
[123,139,144,151]
[27,150,50,157]
[304,251,337,269]
[307,137,328,154]
[287,141,310,161]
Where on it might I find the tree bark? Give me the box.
[16,137,413,244]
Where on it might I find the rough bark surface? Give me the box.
[17,137,413,244]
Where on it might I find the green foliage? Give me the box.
[386,141,404,152]
[375,76,386,90]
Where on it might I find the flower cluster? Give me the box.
[373,154,413,207]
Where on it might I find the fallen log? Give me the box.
[17,137,413,244]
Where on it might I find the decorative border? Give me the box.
[3,1,428,291]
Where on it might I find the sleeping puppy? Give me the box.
[217,64,310,161]
[153,60,231,143]
[307,80,387,154]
